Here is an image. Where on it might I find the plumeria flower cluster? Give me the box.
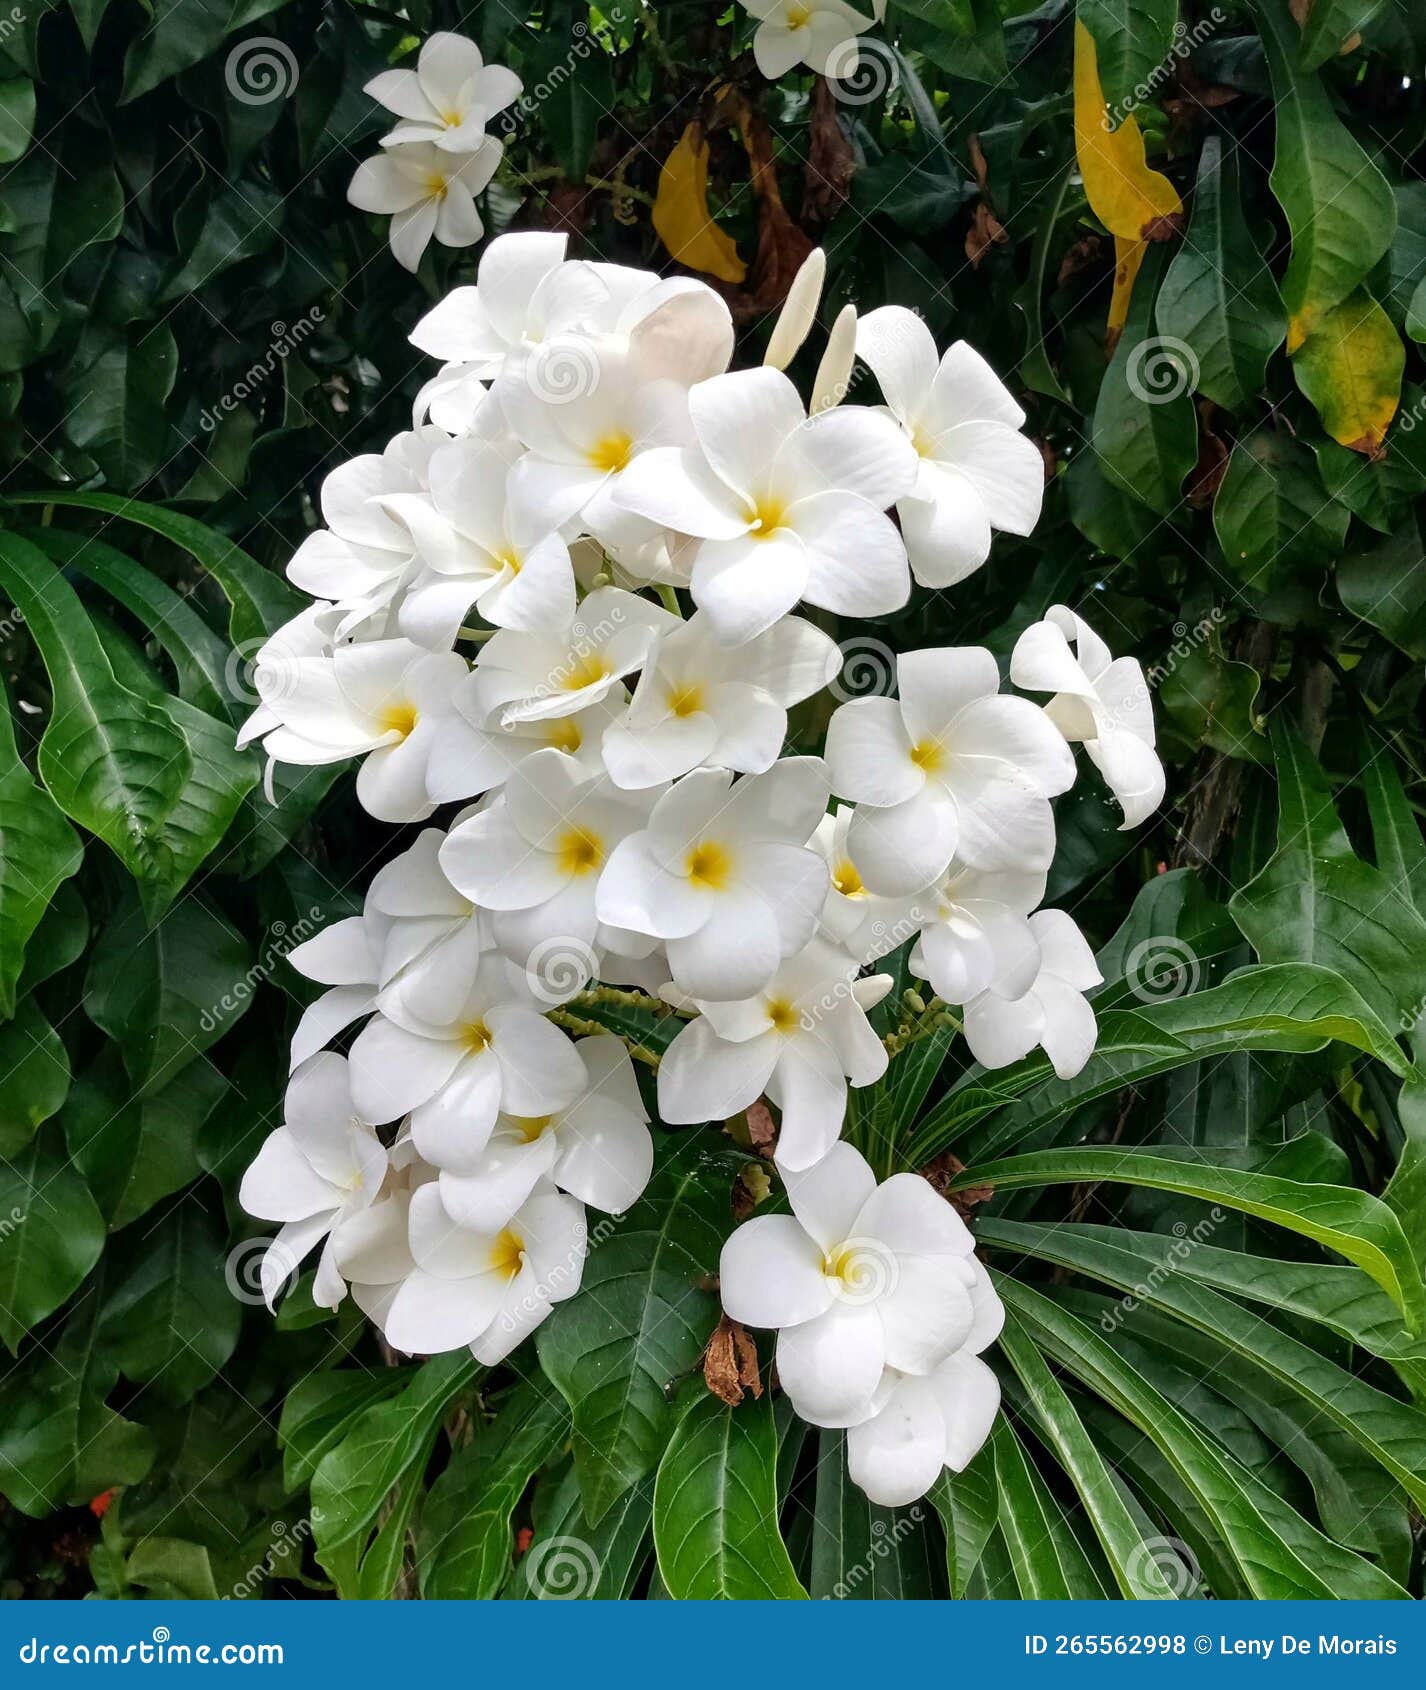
[348,32,521,271]
[237,231,1163,1504]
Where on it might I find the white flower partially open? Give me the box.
[239,1053,387,1310]
[348,138,503,272]
[963,908,1103,1078]
[1010,604,1165,829]
[856,306,1044,587]
[367,31,521,153]
[908,863,1047,1007]
[825,645,1075,895]
[741,0,875,80]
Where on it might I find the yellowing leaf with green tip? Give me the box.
[1293,289,1405,455]
[652,123,746,286]
[1073,21,1182,244]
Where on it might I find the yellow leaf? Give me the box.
[1292,288,1404,454]
[652,124,747,286]
[1074,21,1182,244]
[1106,235,1146,349]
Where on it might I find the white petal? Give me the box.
[719,1214,834,1329]
[777,1301,886,1424]
[929,1351,1002,1471]
[846,1375,946,1506]
[657,1016,778,1123]
[783,1139,876,1254]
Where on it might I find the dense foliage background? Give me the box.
[1,0,1425,1599]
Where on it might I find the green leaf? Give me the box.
[0,78,34,164]
[309,1353,477,1560]
[1297,0,1387,71]
[1074,0,1179,118]
[1255,0,1396,349]
[997,1311,1180,1597]
[63,324,178,489]
[122,0,299,103]
[955,1145,1426,1328]
[278,1367,411,1495]
[124,1536,221,1601]
[1212,426,1349,585]
[0,1290,153,1515]
[1002,1278,1409,1598]
[0,686,82,1016]
[0,1128,104,1352]
[0,529,191,894]
[991,1419,1108,1597]
[537,1141,736,1524]
[925,1442,997,1598]
[502,1464,654,1600]
[417,1377,571,1600]
[1157,136,1285,412]
[1336,518,1426,658]
[0,996,70,1158]
[64,1050,225,1229]
[810,1429,943,1598]
[1230,719,1426,1029]
[1090,250,1197,514]
[652,1390,807,1600]
[84,894,254,1095]
[99,1206,241,1404]
[8,491,302,644]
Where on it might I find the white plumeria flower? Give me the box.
[331,1145,434,1331]
[847,1305,1004,1506]
[426,664,623,804]
[286,427,446,630]
[719,1143,980,1429]
[908,864,1047,1007]
[742,0,875,80]
[391,437,577,647]
[763,247,826,371]
[611,366,916,645]
[658,936,890,1170]
[237,601,343,761]
[1010,604,1164,829]
[439,749,657,991]
[366,826,492,1026]
[348,137,502,272]
[855,306,1044,587]
[496,284,734,542]
[437,1035,653,1231]
[238,1053,387,1310]
[257,637,467,822]
[825,646,1076,896]
[601,610,839,789]
[810,806,927,965]
[470,586,677,727]
[283,900,385,1070]
[964,908,1102,1079]
[349,953,586,1169]
[384,1182,587,1360]
[410,231,610,376]
[811,302,857,413]
[367,32,521,153]
[596,757,831,1002]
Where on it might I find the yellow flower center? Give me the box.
[911,422,940,459]
[461,1018,493,1053]
[555,826,604,877]
[380,702,419,739]
[765,996,800,1033]
[666,681,705,719]
[832,858,865,898]
[495,546,522,576]
[509,1115,553,1144]
[787,2,813,27]
[544,717,583,753]
[747,493,788,537]
[488,1228,526,1281]
[562,652,611,691]
[685,839,732,890]
[588,432,633,473]
[439,108,462,127]
[423,172,450,201]
[909,737,947,774]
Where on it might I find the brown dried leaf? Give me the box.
[745,1098,778,1156]
[921,1151,995,1218]
[703,1316,763,1406]
[805,75,855,225]
[965,201,1009,269]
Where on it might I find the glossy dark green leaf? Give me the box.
[810,1429,944,1599]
